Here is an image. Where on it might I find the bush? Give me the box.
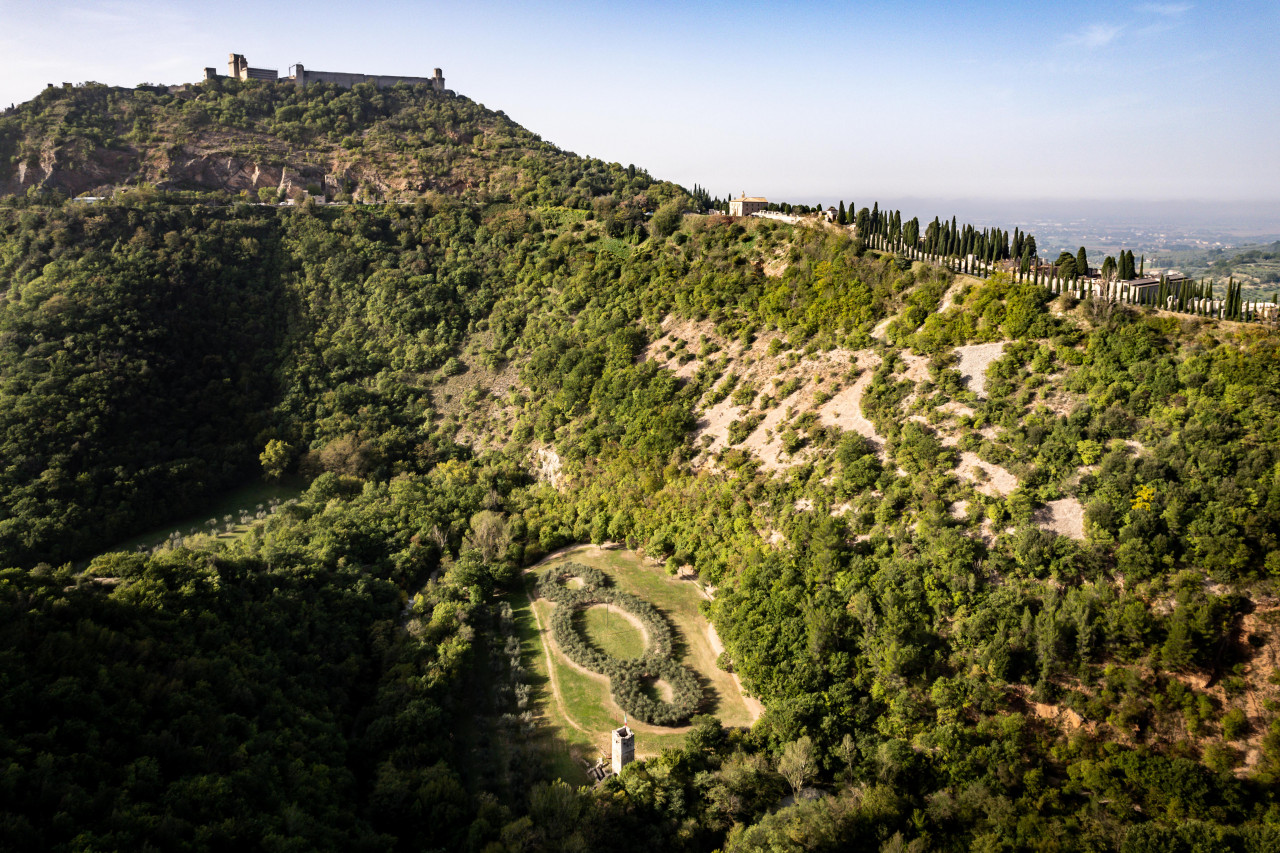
[1222,707,1249,741]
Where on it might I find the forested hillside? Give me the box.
[0,77,676,206]
[3,80,1280,852]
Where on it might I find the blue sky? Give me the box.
[2,1,1278,208]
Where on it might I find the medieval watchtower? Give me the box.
[611,725,634,775]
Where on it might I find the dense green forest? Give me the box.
[3,79,1280,852]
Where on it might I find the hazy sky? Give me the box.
[2,0,1278,208]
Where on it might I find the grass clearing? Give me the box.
[517,544,761,775]
[579,604,646,659]
[99,478,305,557]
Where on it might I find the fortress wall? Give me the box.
[296,69,441,89]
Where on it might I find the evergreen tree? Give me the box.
[1076,246,1088,279]
[837,200,847,225]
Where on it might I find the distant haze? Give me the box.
[847,198,1280,238]
[2,0,1278,224]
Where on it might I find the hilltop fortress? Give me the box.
[206,54,448,92]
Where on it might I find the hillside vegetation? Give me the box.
[1,84,1280,852]
[0,78,676,208]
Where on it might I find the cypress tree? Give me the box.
[837,200,846,225]
[1101,255,1117,282]
[1077,246,1088,279]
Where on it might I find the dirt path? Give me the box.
[694,581,765,724]
[703,621,765,723]
[527,592,597,738]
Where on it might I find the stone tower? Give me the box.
[432,68,446,92]
[611,725,634,775]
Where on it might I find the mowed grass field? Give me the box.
[579,604,646,659]
[518,545,761,778]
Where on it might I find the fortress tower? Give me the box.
[227,54,278,82]
[611,725,634,775]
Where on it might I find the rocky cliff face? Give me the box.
[3,132,474,202]
[2,139,139,198]
[0,80,628,207]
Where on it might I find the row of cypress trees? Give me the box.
[828,199,1276,324]
[743,198,1273,324]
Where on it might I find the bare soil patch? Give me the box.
[688,335,856,470]
[816,350,885,457]
[1235,604,1280,772]
[739,388,808,472]
[938,278,966,312]
[898,351,931,384]
[1037,497,1085,540]
[957,451,1018,496]
[647,678,675,703]
[641,315,725,379]
[954,342,1006,398]
[534,446,566,490]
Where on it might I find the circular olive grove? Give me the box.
[537,562,702,725]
